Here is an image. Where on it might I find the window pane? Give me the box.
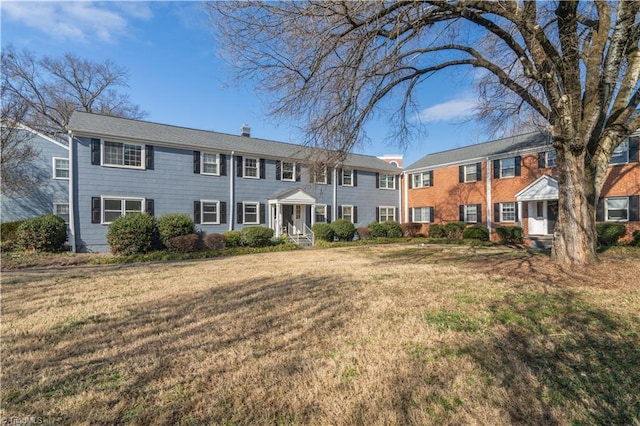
[55,159,70,178]
[202,153,218,174]
[465,205,477,222]
[104,141,123,165]
[547,151,557,167]
[244,203,258,223]
[465,164,477,182]
[282,162,295,180]
[501,202,516,222]
[104,199,122,210]
[202,202,218,223]
[244,158,258,177]
[342,169,352,185]
[315,205,326,222]
[123,144,142,167]
[501,158,515,177]
[125,200,142,212]
[607,197,628,221]
[104,211,121,222]
[610,140,628,164]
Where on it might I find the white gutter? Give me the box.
[229,151,235,231]
[401,172,407,223]
[486,158,492,240]
[67,130,77,252]
[333,167,338,221]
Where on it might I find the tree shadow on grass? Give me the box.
[2,272,363,424]
[467,290,640,424]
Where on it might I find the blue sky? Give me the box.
[1,1,489,166]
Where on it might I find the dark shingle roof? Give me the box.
[405,131,551,171]
[68,111,400,172]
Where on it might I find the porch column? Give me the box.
[275,203,282,237]
[517,201,523,228]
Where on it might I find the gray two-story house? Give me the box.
[66,111,401,252]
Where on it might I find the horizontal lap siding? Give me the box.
[336,170,399,226]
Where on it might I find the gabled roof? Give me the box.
[515,175,558,201]
[268,187,316,204]
[68,111,400,173]
[405,131,551,172]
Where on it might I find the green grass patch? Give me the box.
[422,310,485,333]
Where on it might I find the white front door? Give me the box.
[292,205,305,234]
[527,201,555,235]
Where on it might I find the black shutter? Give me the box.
[259,159,266,179]
[259,203,266,224]
[409,208,414,221]
[515,156,522,176]
[353,206,358,223]
[91,197,101,223]
[375,207,380,221]
[395,207,399,221]
[145,145,154,170]
[596,198,604,222]
[236,203,243,224]
[91,139,101,165]
[295,164,301,181]
[514,202,519,221]
[327,205,332,223]
[375,173,380,188]
[193,151,201,174]
[459,205,465,222]
[220,154,227,176]
[276,161,281,180]
[629,137,639,163]
[429,171,434,187]
[194,201,201,224]
[476,204,482,223]
[338,169,343,186]
[146,199,155,216]
[430,207,435,223]
[629,196,639,221]
[459,166,464,183]
[353,170,358,187]
[408,174,414,189]
[476,163,482,181]
[338,205,343,219]
[494,203,500,223]
[236,156,243,177]
[538,152,546,169]
[327,168,332,185]
[220,202,227,224]
[493,160,500,179]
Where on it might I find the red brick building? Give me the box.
[402,132,640,245]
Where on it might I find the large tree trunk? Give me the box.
[551,142,599,264]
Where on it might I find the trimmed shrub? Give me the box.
[312,223,335,242]
[428,224,445,238]
[16,215,67,252]
[203,233,226,250]
[356,226,372,241]
[444,221,466,239]
[381,221,403,238]
[165,234,201,253]
[241,226,274,247]
[496,226,524,244]
[106,213,157,255]
[157,213,195,247]
[224,230,243,248]
[462,225,490,241]
[1,220,27,251]
[368,222,386,238]
[596,223,627,247]
[331,219,356,241]
[401,222,422,238]
[632,230,640,247]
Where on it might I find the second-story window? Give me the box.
[412,171,432,188]
[103,141,144,168]
[243,157,259,178]
[201,153,219,175]
[378,174,396,189]
[281,162,295,181]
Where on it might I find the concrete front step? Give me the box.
[528,235,554,249]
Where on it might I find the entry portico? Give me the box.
[268,188,318,239]
[515,175,559,236]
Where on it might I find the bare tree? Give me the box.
[1,47,146,136]
[208,0,640,265]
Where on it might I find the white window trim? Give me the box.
[464,204,478,223]
[500,202,516,223]
[610,140,629,165]
[413,172,431,188]
[101,140,146,170]
[313,165,328,184]
[201,199,221,224]
[341,205,354,223]
[545,150,557,168]
[281,161,296,182]
[605,196,629,222]
[463,164,478,183]
[243,201,260,224]
[412,207,432,223]
[101,196,145,224]
[379,174,396,190]
[200,152,220,176]
[52,157,70,180]
[499,158,516,178]
[314,204,328,223]
[342,169,354,186]
[53,202,70,223]
[243,157,260,179]
[379,206,396,222]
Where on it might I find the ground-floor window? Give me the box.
[500,202,516,222]
[378,206,396,222]
[315,204,327,223]
[54,203,69,223]
[412,207,433,223]
[341,205,354,223]
[102,197,144,224]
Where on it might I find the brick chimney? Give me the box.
[240,124,251,137]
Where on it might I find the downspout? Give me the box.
[67,130,77,252]
[402,171,407,223]
[333,167,338,221]
[229,151,235,231]
[486,158,492,240]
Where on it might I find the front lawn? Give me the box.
[2,245,639,424]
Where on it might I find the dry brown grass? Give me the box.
[2,245,639,425]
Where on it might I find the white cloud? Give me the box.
[415,95,479,123]
[2,1,152,44]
